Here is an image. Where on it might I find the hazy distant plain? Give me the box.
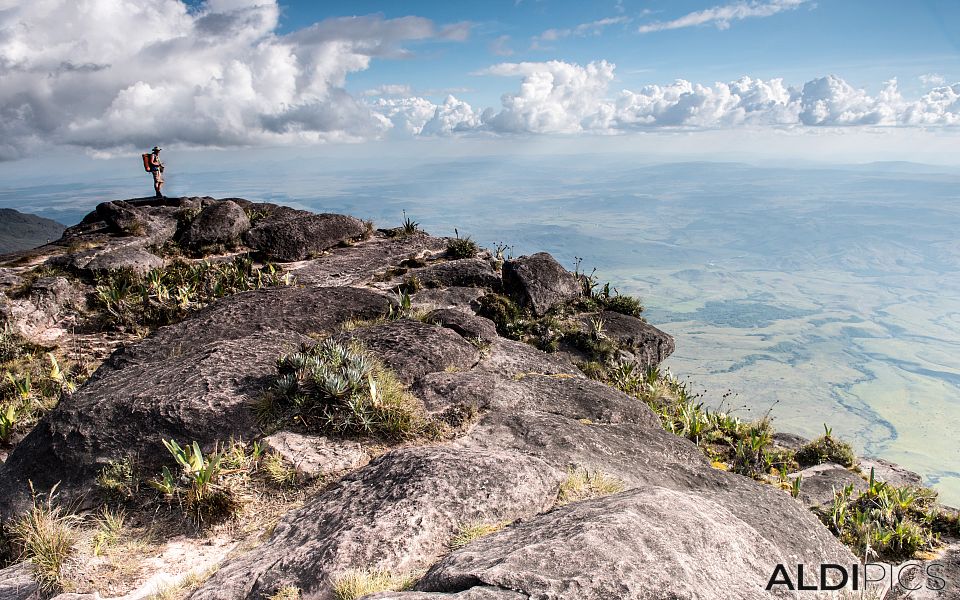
[4,156,959,503]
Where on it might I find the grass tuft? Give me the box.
[556,467,625,506]
[11,484,78,589]
[269,586,302,600]
[449,521,505,550]
[332,568,416,600]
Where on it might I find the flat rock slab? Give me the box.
[792,463,867,509]
[292,234,448,287]
[411,287,487,312]
[244,212,367,262]
[414,371,662,428]
[409,486,850,600]
[0,275,85,342]
[477,338,580,380]
[262,431,368,477]
[411,259,501,290]
[347,320,481,384]
[366,589,525,600]
[189,446,563,600]
[502,252,580,316]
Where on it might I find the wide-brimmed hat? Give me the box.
[152,146,161,152]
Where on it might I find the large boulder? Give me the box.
[244,212,367,262]
[0,286,393,515]
[577,310,675,367]
[502,253,580,316]
[189,446,563,600]
[790,463,867,509]
[180,200,251,249]
[402,486,850,600]
[95,201,149,236]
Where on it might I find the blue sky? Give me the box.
[1,0,959,171]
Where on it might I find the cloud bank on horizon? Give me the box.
[1,0,959,161]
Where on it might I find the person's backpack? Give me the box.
[141,153,152,172]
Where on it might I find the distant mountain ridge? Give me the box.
[0,208,65,254]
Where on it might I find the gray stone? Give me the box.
[576,311,675,367]
[181,200,250,249]
[772,431,809,451]
[410,259,501,290]
[244,212,367,262]
[424,309,498,344]
[262,431,368,477]
[0,276,85,343]
[502,252,580,316]
[346,320,481,385]
[95,201,149,236]
[189,446,563,600]
[411,287,487,312]
[82,246,164,274]
[292,234,448,287]
[791,463,867,509]
[0,562,38,600]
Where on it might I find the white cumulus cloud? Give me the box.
[0,0,465,160]
[362,61,960,137]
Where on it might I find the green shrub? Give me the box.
[473,294,523,338]
[602,294,644,317]
[97,458,137,500]
[0,403,18,444]
[270,340,427,439]
[0,324,27,364]
[795,426,857,468]
[400,211,419,235]
[819,474,940,560]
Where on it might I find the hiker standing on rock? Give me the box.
[146,146,164,198]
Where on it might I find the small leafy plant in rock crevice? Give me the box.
[446,229,479,260]
[150,439,242,524]
[262,339,432,440]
